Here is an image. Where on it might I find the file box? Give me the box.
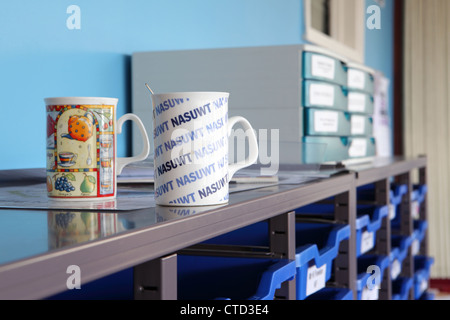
[303,108,351,136]
[305,287,353,300]
[302,136,350,164]
[390,235,413,280]
[348,137,376,159]
[350,114,373,136]
[347,91,374,114]
[392,277,413,300]
[302,80,348,110]
[302,47,348,86]
[413,256,434,300]
[346,62,376,94]
[356,255,390,300]
[177,255,296,300]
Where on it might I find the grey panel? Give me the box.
[131,45,304,156]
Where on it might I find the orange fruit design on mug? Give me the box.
[68,114,94,142]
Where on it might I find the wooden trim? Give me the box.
[303,0,364,63]
[393,0,404,156]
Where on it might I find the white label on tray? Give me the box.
[412,239,420,256]
[361,285,379,300]
[348,92,367,112]
[314,110,339,132]
[391,259,401,280]
[306,264,327,296]
[389,204,396,220]
[309,83,335,106]
[351,115,366,135]
[420,279,428,294]
[349,138,367,158]
[360,230,375,254]
[411,201,420,219]
[348,69,366,90]
[311,54,336,80]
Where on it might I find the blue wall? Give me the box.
[365,0,395,155]
[0,0,393,170]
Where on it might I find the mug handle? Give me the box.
[116,113,150,175]
[227,116,259,179]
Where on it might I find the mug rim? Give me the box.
[152,91,229,97]
[44,97,119,106]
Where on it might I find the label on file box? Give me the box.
[351,115,366,135]
[348,69,366,90]
[349,138,367,158]
[309,83,335,107]
[348,92,367,112]
[314,110,338,132]
[361,285,380,300]
[306,264,327,296]
[311,54,336,80]
[360,230,375,254]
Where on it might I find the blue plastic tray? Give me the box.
[418,291,435,300]
[305,287,353,300]
[201,219,350,300]
[356,254,390,300]
[295,203,388,257]
[392,277,413,300]
[357,183,407,221]
[390,235,413,280]
[391,184,428,229]
[411,220,428,255]
[413,256,434,300]
[177,255,296,300]
[294,222,350,299]
[355,205,389,257]
[412,184,428,203]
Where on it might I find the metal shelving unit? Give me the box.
[0,156,430,300]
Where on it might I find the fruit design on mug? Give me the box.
[62,113,94,142]
[80,173,96,194]
[53,173,76,193]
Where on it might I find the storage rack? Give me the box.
[0,156,431,300]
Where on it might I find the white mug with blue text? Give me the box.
[151,92,259,206]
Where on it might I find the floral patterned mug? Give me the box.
[45,97,150,200]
